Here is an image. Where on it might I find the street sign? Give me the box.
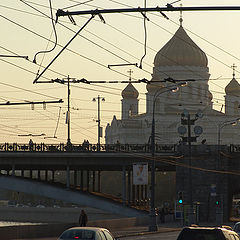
[133,163,148,185]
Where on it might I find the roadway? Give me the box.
[15,227,181,240]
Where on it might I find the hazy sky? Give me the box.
[0,0,240,144]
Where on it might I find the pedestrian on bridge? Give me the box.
[29,139,33,151]
[79,209,88,227]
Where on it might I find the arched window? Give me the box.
[128,104,134,117]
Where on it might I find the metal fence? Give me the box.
[230,144,240,153]
[0,143,176,153]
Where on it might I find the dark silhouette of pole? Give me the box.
[216,118,240,224]
[149,95,157,231]
[67,76,71,147]
[187,114,193,225]
[149,84,184,232]
[93,96,105,151]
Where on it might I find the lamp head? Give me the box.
[180,81,187,87]
[171,87,179,93]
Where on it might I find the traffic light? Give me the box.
[178,191,183,204]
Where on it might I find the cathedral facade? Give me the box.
[105,23,240,146]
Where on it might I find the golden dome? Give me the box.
[225,78,240,96]
[154,26,208,67]
[122,83,139,98]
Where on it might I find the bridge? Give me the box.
[1,142,240,223]
[0,142,177,218]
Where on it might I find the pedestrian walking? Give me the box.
[79,209,88,227]
[29,139,33,151]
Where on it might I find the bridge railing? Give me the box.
[0,143,176,153]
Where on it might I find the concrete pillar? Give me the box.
[122,165,126,205]
[128,169,131,206]
[11,164,15,177]
[52,170,55,182]
[38,170,41,180]
[132,184,135,206]
[97,170,101,192]
[66,165,70,189]
[45,170,48,181]
[87,170,89,191]
[92,171,95,192]
[74,170,77,188]
[21,170,24,177]
[80,170,84,190]
[141,185,144,202]
[136,185,139,205]
[145,185,148,200]
[30,170,33,179]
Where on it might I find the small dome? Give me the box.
[154,26,208,67]
[225,78,240,97]
[122,83,139,98]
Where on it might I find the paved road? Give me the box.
[16,231,181,240]
[122,231,180,240]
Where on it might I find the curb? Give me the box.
[115,227,181,238]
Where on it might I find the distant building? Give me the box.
[105,20,240,145]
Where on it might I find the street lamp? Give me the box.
[217,118,240,147]
[93,96,105,151]
[216,117,240,224]
[149,82,186,232]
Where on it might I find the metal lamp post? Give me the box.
[149,83,185,232]
[93,96,105,151]
[216,118,240,224]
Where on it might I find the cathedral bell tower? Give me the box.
[225,64,240,116]
[121,70,139,119]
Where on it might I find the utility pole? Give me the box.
[92,96,105,151]
[44,76,84,150]
[67,76,71,149]
[179,110,203,225]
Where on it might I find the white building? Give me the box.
[105,21,240,145]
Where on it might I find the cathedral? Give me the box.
[105,20,240,146]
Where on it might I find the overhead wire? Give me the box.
[1,1,240,141]
[23,0,58,64]
[8,0,240,87]
[62,0,94,11]
[139,0,148,69]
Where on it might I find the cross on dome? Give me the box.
[231,64,237,78]
[179,3,183,26]
[127,69,133,81]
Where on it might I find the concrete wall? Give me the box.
[0,216,149,240]
[0,206,123,223]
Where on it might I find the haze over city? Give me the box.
[0,0,239,144]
